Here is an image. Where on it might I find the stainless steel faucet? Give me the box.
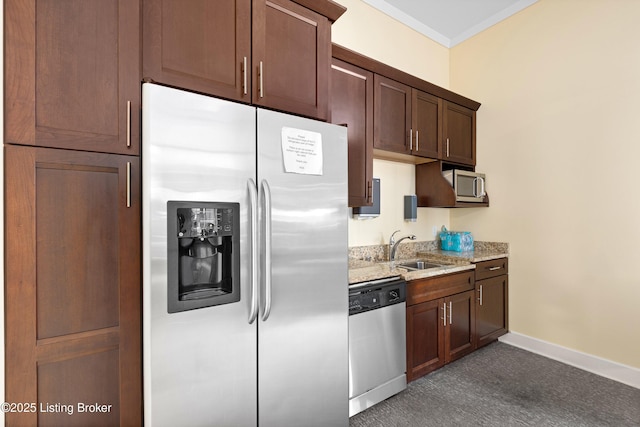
[389,230,417,262]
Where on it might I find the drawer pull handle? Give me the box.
[488,266,501,271]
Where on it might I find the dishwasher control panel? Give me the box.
[348,278,406,315]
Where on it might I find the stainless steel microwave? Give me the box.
[442,170,486,203]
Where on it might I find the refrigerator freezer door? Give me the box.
[256,109,349,426]
[143,83,258,426]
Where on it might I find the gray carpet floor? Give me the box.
[349,342,640,426]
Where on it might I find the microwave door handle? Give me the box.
[479,177,486,197]
[472,177,478,197]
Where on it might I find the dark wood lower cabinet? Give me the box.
[446,290,475,362]
[475,258,509,349]
[407,259,509,382]
[406,271,475,381]
[4,145,142,426]
[475,275,509,348]
[407,299,445,380]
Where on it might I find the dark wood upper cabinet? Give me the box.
[4,0,141,155]
[4,145,142,426]
[373,77,449,161]
[330,59,374,207]
[333,44,480,167]
[442,101,476,166]
[412,90,441,159]
[374,74,412,154]
[143,0,252,102]
[253,0,331,120]
[143,0,343,121]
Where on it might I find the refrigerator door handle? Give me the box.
[261,179,273,321]
[248,179,259,324]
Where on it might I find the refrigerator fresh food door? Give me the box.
[142,83,258,427]
[256,109,349,426]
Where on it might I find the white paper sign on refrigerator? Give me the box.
[281,127,323,175]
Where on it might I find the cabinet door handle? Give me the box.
[449,301,453,325]
[126,162,131,208]
[243,56,248,95]
[416,130,419,152]
[489,266,501,271]
[126,100,131,148]
[442,303,447,327]
[478,285,483,306]
[409,128,413,151]
[259,61,264,98]
[446,138,450,157]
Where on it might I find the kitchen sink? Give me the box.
[397,260,443,270]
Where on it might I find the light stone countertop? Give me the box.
[348,259,475,284]
[348,241,508,285]
[416,248,508,264]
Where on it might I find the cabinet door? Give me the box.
[5,0,141,155]
[412,89,441,158]
[253,0,330,120]
[5,145,142,426]
[330,59,374,207]
[442,101,476,165]
[476,275,509,348]
[374,74,412,154]
[143,0,252,103]
[406,299,445,381]
[445,290,476,363]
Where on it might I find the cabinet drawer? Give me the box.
[407,271,474,306]
[475,258,508,281]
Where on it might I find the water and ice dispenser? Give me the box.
[167,201,240,313]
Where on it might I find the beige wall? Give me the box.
[332,0,451,247]
[347,159,450,246]
[450,0,640,368]
[332,0,450,87]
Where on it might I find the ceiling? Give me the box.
[362,0,538,47]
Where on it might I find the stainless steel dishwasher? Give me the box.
[348,276,407,417]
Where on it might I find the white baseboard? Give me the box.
[499,332,640,390]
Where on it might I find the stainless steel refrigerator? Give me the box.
[142,83,349,426]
